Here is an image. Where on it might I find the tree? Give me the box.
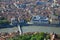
[30,37,37,40]
[0,20,10,24]
[46,35,50,39]
[0,17,6,20]
[37,36,44,40]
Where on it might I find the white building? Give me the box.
[31,15,49,24]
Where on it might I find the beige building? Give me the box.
[49,14,59,24]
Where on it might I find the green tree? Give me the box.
[30,37,37,40]
[46,35,50,39]
[0,17,6,20]
[37,36,44,40]
[0,20,10,24]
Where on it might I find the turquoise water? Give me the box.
[22,26,60,34]
[0,26,60,34]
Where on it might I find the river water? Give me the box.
[0,26,60,34]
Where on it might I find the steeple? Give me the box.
[53,0,57,5]
[51,0,57,7]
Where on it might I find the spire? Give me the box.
[51,0,57,7]
[53,0,57,5]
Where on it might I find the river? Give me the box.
[0,26,60,34]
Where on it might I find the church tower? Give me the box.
[53,0,57,5]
